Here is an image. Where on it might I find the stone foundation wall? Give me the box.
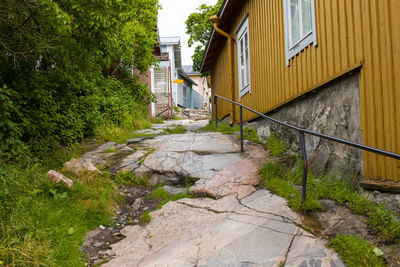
[252,71,363,178]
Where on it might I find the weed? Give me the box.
[173,106,180,112]
[163,125,185,134]
[329,235,386,267]
[114,172,151,187]
[102,148,118,153]
[140,211,152,224]
[173,116,181,120]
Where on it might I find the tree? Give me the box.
[185,0,223,72]
[0,0,160,158]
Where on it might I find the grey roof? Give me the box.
[160,37,181,45]
[182,65,200,75]
[178,69,198,86]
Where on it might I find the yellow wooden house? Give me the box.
[200,0,400,186]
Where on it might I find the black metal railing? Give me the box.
[214,94,400,203]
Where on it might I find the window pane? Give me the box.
[302,0,312,35]
[245,48,249,86]
[290,0,300,46]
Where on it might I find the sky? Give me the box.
[158,0,218,66]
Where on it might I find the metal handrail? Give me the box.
[214,94,400,203]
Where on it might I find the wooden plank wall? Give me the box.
[210,0,400,182]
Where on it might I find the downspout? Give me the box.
[209,15,235,125]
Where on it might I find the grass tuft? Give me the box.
[163,125,185,134]
[140,211,152,224]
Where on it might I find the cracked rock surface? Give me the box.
[80,119,344,266]
[105,191,344,267]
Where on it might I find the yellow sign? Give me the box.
[174,79,184,84]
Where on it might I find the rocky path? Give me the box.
[82,119,345,267]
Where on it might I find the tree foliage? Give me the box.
[0,0,160,159]
[185,0,223,72]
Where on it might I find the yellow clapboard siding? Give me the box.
[210,0,400,182]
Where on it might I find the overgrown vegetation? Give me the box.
[329,234,386,267]
[1,0,160,160]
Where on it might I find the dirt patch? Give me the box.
[81,186,162,266]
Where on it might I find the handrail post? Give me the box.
[240,106,244,153]
[214,95,218,128]
[299,131,308,203]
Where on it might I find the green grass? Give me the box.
[259,159,400,241]
[200,121,240,134]
[329,234,386,267]
[173,116,181,120]
[149,117,164,124]
[0,114,161,266]
[95,114,153,144]
[173,106,180,112]
[163,125,185,134]
[266,133,287,156]
[146,188,170,200]
[114,171,151,187]
[0,163,115,266]
[102,148,118,153]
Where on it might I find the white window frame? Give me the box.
[236,15,251,100]
[284,0,317,65]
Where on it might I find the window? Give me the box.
[284,0,317,65]
[236,16,251,99]
[183,85,187,99]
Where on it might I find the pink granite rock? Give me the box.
[63,158,102,176]
[46,170,73,188]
